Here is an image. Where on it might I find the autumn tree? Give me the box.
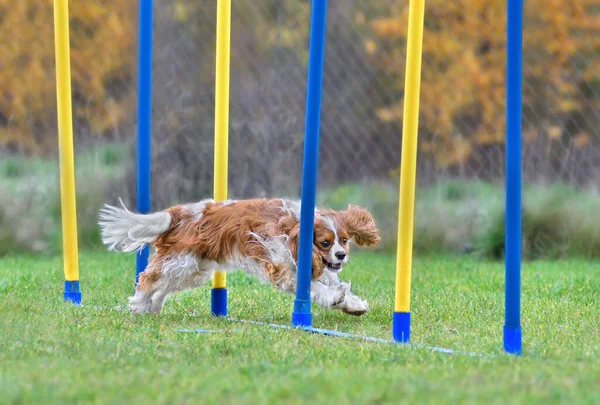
[365,0,600,168]
[0,1,136,154]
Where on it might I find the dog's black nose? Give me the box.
[335,252,346,260]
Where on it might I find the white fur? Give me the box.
[185,198,213,220]
[99,202,172,252]
[310,280,345,308]
[247,232,296,265]
[337,289,370,314]
[316,271,369,315]
[130,252,219,314]
[280,199,302,219]
[218,238,296,292]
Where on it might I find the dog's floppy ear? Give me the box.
[282,219,325,279]
[341,205,380,247]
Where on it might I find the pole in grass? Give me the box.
[504,0,523,356]
[211,0,232,317]
[392,0,425,343]
[292,0,328,328]
[53,0,81,304]
[135,0,153,285]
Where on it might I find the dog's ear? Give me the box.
[341,205,381,247]
[286,222,300,261]
[284,220,325,279]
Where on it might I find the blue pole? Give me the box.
[292,0,328,328]
[504,0,523,355]
[136,0,153,284]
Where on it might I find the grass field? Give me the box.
[1,251,599,404]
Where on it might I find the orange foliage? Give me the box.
[365,0,600,167]
[0,1,136,154]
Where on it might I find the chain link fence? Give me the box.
[2,0,600,206]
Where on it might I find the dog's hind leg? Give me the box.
[148,267,215,314]
[129,289,151,314]
[129,254,164,314]
[132,253,215,314]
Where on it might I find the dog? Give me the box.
[98,198,380,316]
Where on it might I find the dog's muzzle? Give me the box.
[322,257,343,272]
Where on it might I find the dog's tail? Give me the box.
[98,201,172,252]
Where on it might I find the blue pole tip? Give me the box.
[503,325,522,355]
[64,281,82,305]
[392,311,411,343]
[292,311,312,328]
[211,288,228,317]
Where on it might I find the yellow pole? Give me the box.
[53,0,80,285]
[212,0,231,292]
[393,0,425,342]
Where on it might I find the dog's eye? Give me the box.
[320,240,330,248]
[342,238,348,244]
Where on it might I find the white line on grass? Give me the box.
[226,318,490,358]
[80,304,491,356]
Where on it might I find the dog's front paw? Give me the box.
[341,297,369,316]
[129,304,149,315]
[333,289,369,316]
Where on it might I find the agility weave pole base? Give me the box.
[64,281,82,305]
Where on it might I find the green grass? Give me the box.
[1,252,599,404]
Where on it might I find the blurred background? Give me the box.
[1,0,600,259]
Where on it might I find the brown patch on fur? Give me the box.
[311,254,325,279]
[279,214,325,280]
[137,255,164,293]
[150,199,327,288]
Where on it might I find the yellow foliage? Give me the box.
[0,1,136,154]
[370,17,406,39]
[376,103,403,122]
[365,0,600,166]
[548,126,563,140]
[363,40,378,55]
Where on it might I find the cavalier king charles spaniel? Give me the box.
[99,198,380,316]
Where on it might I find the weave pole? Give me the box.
[53,0,81,304]
[392,0,425,343]
[135,0,153,284]
[504,0,523,356]
[291,0,328,328]
[211,0,232,317]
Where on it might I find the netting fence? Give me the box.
[2,0,600,207]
